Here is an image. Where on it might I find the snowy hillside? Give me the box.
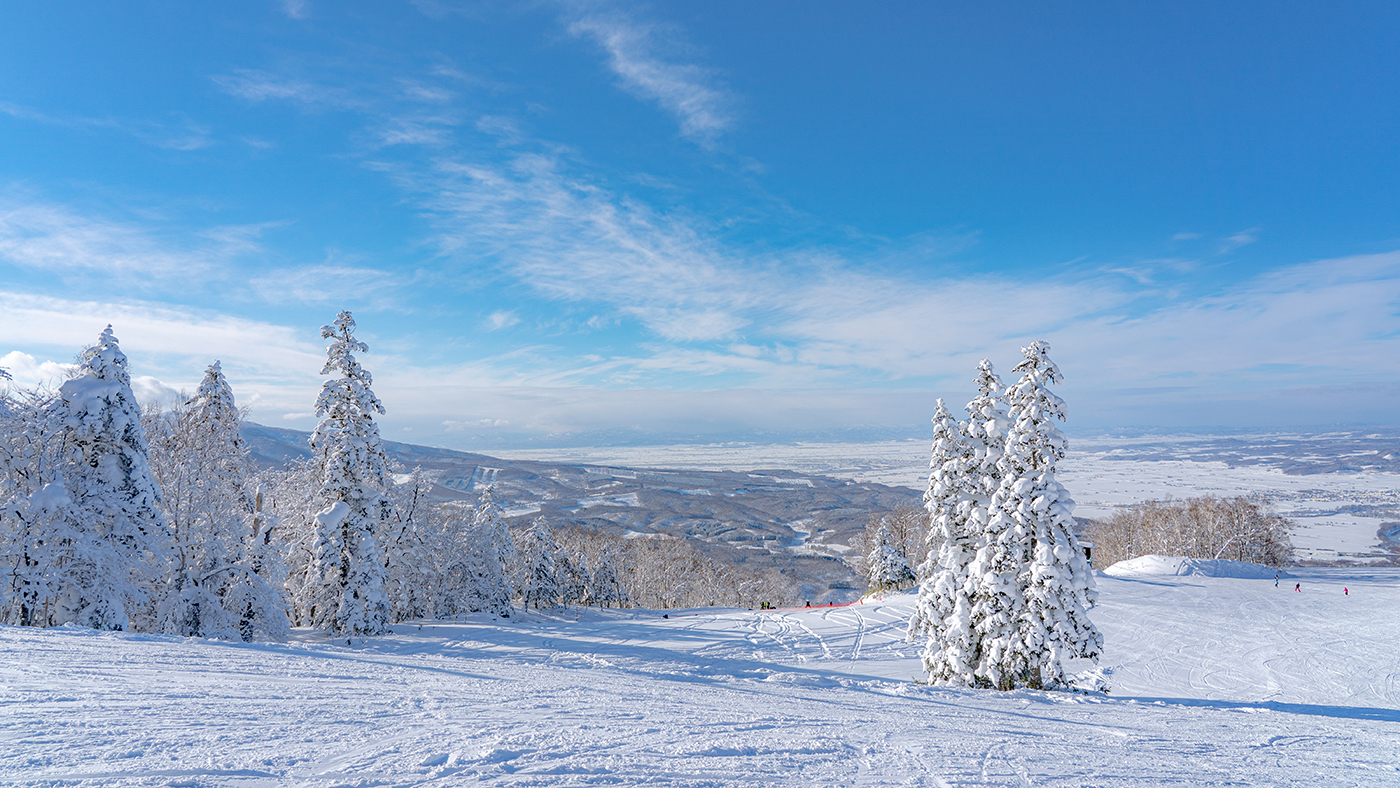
[4,567,1396,786]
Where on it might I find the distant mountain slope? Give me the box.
[241,423,921,600]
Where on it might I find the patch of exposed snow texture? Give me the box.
[2,567,1396,786]
[1104,554,1286,579]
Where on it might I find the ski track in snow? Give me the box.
[3,568,1399,786]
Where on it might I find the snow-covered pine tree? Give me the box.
[229,485,292,642]
[586,547,627,608]
[519,516,561,609]
[963,360,1012,532]
[559,549,591,607]
[0,382,85,629]
[865,520,916,593]
[0,385,75,627]
[306,311,393,637]
[963,358,1034,690]
[55,326,170,631]
[909,397,980,685]
[447,487,513,618]
[148,361,288,641]
[263,456,322,625]
[382,467,443,622]
[1000,340,1101,688]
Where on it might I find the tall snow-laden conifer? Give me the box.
[57,326,169,630]
[909,397,980,685]
[307,311,392,637]
[1000,340,1101,688]
[964,359,1031,690]
[148,361,288,641]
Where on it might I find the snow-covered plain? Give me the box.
[497,437,1400,563]
[4,567,1397,786]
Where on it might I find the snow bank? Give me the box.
[1104,554,1283,579]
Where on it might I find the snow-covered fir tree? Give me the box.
[908,397,980,685]
[443,488,514,618]
[519,516,561,609]
[305,311,393,637]
[998,340,1101,688]
[865,520,916,593]
[963,359,1012,536]
[559,549,591,607]
[382,467,443,622]
[941,360,1015,687]
[228,485,291,642]
[586,547,627,608]
[146,361,287,641]
[953,359,1039,690]
[55,326,170,631]
[0,384,75,628]
[0,381,84,629]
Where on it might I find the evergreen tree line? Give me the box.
[908,342,1102,691]
[0,313,793,641]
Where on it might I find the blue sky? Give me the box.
[2,1,1399,447]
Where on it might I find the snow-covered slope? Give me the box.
[3,568,1397,786]
[1104,555,1285,579]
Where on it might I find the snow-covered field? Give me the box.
[5,566,1397,786]
[497,438,1400,563]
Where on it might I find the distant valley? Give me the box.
[243,424,921,601]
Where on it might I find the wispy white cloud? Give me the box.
[566,11,733,146]
[281,0,309,20]
[419,151,758,342]
[377,117,456,146]
[1062,251,1400,383]
[487,310,521,330]
[0,100,214,151]
[400,136,1400,402]
[213,70,362,110]
[250,264,404,308]
[0,196,270,280]
[1220,227,1260,253]
[0,292,326,402]
[400,81,454,103]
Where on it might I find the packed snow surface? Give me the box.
[1103,555,1285,579]
[3,568,1397,786]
